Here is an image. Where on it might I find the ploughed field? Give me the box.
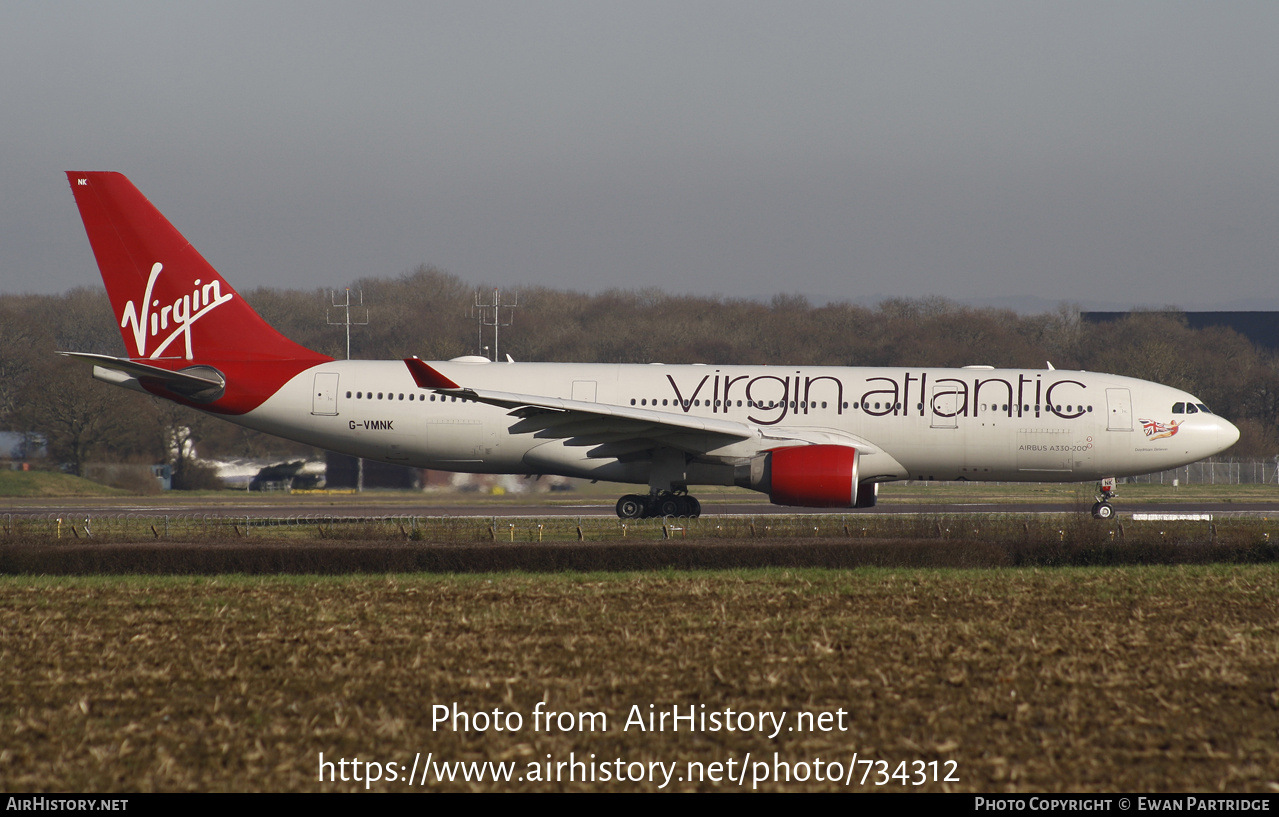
[1,565,1276,792]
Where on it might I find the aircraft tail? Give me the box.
[66,172,331,414]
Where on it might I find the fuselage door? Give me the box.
[930,385,960,429]
[1105,388,1132,431]
[312,372,340,416]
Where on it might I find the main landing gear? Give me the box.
[1091,477,1117,520]
[616,490,702,519]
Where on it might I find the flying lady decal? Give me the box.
[1140,418,1180,440]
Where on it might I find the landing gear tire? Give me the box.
[684,497,701,518]
[617,495,645,519]
[614,491,703,519]
[1091,501,1115,520]
[657,496,682,517]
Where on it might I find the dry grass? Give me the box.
[2,511,1276,574]
[0,567,1276,792]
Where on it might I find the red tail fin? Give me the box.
[67,171,325,364]
[66,172,331,414]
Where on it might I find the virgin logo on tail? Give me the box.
[119,262,234,359]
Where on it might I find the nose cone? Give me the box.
[1216,416,1241,454]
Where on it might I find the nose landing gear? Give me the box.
[1091,478,1117,520]
[615,490,702,519]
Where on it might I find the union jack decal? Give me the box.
[1140,418,1180,440]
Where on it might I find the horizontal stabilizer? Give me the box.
[59,352,226,402]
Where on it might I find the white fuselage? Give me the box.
[229,359,1238,488]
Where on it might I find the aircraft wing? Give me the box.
[403,358,882,460]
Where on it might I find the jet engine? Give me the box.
[737,444,869,508]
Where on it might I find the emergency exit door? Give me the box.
[1106,388,1132,431]
[312,372,340,415]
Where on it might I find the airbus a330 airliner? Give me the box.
[61,172,1240,519]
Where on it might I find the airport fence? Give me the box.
[0,510,1273,548]
[1123,458,1279,486]
[0,511,886,543]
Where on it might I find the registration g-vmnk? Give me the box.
[62,173,1239,518]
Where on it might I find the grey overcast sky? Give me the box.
[4,1,1278,309]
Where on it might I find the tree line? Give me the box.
[3,265,1275,485]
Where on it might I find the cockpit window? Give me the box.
[1172,402,1185,414]
[1185,404,1198,414]
[1197,403,1212,414]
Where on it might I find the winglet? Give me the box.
[404,357,460,389]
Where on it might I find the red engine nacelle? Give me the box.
[737,444,863,508]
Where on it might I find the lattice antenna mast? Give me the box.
[327,288,370,360]
[474,287,519,361]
